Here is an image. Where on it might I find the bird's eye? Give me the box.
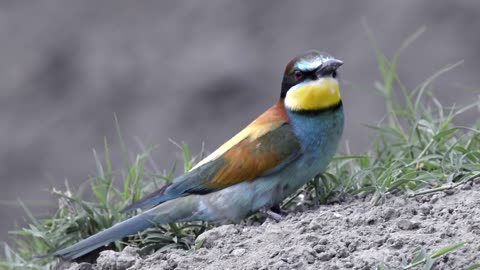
[293,70,303,81]
[332,71,337,78]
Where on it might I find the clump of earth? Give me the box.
[61,179,480,270]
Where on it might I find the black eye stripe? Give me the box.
[293,69,338,80]
[292,70,316,77]
[301,70,317,80]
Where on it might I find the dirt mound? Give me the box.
[63,180,480,270]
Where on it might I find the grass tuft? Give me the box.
[0,125,209,270]
[376,242,466,270]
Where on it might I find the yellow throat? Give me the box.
[284,77,341,111]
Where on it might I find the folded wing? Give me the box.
[121,101,300,212]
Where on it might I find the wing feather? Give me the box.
[121,100,300,212]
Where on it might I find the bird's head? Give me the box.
[281,50,343,112]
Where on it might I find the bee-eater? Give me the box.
[48,50,344,260]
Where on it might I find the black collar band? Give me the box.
[287,100,343,115]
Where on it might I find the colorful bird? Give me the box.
[48,50,344,260]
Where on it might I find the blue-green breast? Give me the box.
[287,103,344,170]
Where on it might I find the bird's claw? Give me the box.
[259,207,284,222]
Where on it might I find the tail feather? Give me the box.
[46,196,199,260]
[48,213,153,260]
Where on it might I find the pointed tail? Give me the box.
[46,213,152,260]
[46,196,199,260]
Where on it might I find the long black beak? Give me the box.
[316,58,343,77]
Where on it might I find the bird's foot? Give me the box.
[270,204,288,216]
[259,207,284,222]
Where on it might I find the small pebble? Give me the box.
[397,219,420,230]
[317,249,335,261]
[232,248,246,257]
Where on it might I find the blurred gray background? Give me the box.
[1,0,479,243]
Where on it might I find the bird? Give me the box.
[47,50,344,260]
